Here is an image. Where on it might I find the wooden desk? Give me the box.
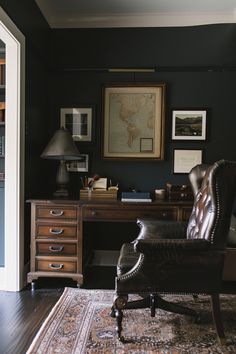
[27,199,193,289]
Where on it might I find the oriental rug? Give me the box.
[26,288,236,354]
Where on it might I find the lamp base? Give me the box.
[54,160,70,198]
[53,188,69,198]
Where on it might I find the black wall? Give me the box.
[0,4,236,262]
[48,25,236,196]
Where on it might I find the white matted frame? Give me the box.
[173,149,203,174]
[66,154,89,172]
[60,107,93,142]
[102,83,166,160]
[172,109,206,140]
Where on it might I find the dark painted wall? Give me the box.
[1,3,236,261]
[50,26,236,68]
[48,26,236,197]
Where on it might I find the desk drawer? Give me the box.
[36,205,78,220]
[182,207,192,221]
[36,242,77,256]
[36,258,77,273]
[83,207,177,221]
[36,224,77,238]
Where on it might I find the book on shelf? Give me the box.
[0,135,5,156]
[121,192,152,202]
[0,59,5,86]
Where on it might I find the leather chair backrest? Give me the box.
[187,160,236,249]
[189,163,209,197]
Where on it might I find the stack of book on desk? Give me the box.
[121,192,152,203]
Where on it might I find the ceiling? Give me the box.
[35,0,236,28]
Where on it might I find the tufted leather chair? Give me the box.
[111,159,236,344]
[189,163,236,281]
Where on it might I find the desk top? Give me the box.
[27,199,193,222]
[27,199,193,207]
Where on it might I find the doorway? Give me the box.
[0,7,25,291]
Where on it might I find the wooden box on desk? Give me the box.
[80,189,117,200]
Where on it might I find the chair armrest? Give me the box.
[136,218,187,240]
[134,238,211,253]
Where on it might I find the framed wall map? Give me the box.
[102,83,166,160]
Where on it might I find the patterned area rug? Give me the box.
[26,288,236,354]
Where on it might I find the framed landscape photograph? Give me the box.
[172,109,206,140]
[102,83,166,160]
[173,149,203,174]
[60,107,94,142]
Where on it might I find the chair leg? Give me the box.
[210,294,226,345]
[114,308,124,341]
[112,295,128,341]
[125,296,150,310]
[156,294,199,321]
[150,294,156,317]
[112,293,200,341]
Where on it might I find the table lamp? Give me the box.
[41,127,83,198]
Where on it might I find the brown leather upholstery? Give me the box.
[112,159,236,343]
[189,161,236,281]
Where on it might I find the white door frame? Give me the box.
[0,7,25,291]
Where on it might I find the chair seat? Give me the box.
[117,243,140,276]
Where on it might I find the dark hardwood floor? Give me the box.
[0,266,116,354]
[0,266,235,354]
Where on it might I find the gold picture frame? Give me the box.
[102,83,166,160]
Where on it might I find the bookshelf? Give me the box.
[0,45,5,267]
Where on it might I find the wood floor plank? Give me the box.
[0,289,62,354]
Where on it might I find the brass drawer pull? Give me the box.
[50,210,64,217]
[49,263,64,270]
[49,245,64,253]
[49,228,64,235]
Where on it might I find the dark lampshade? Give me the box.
[41,127,83,198]
[41,127,81,160]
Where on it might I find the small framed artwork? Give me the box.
[66,154,89,172]
[60,107,94,142]
[173,149,203,174]
[172,109,206,140]
[102,82,166,160]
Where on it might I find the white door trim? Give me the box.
[0,7,25,291]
